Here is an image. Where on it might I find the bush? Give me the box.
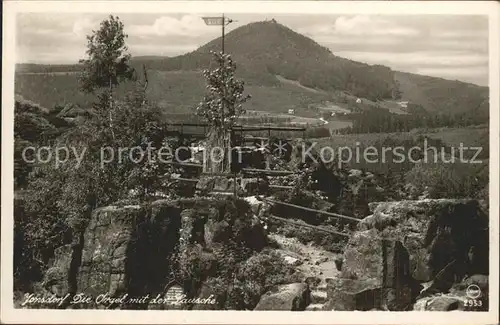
[278,224,346,253]
[201,249,300,310]
[405,161,488,199]
[305,126,331,138]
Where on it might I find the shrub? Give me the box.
[405,161,488,199]
[201,249,300,310]
[278,224,346,253]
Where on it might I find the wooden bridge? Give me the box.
[163,122,358,237]
[165,123,307,140]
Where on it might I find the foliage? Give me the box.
[17,20,488,121]
[78,15,135,93]
[405,161,488,199]
[196,51,251,130]
[337,104,488,135]
[14,17,173,291]
[201,249,299,310]
[166,198,293,310]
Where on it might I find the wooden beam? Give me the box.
[241,168,294,176]
[269,185,294,190]
[166,123,306,132]
[171,177,198,183]
[207,191,234,196]
[243,137,294,142]
[237,126,306,132]
[267,214,350,237]
[262,197,360,223]
[164,161,203,168]
[200,172,234,177]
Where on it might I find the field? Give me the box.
[314,126,489,150]
[311,126,489,173]
[15,70,347,118]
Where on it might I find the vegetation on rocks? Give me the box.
[13,15,490,312]
[14,15,174,293]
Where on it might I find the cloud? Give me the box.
[415,66,488,86]
[430,29,488,39]
[333,15,420,36]
[332,51,488,68]
[331,50,488,86]
[128,15,218,37]
[300,15,420,37]
[72,17,97,38]
[131,43,199,57]
[15,13,488,86]
[16,44,87,64]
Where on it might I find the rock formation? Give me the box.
[325,199,489,311]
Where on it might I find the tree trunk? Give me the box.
[204,127,231,174]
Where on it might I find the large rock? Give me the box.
[326,199,488,311]
[360,199,488,282]
[414,294,464,311]
[327,232,416,310]
[43,245,73,297]
[325,278,381,311]
[196,176,244,195]
[254,283,310,310]
[240,178,269,196]
[40,197,272,310]
[77,201,182,308]
[413,274,489,312]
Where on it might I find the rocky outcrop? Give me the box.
[254,283,310,310]
[76,201,182,308]
[41,197,271,310]
[196,176,243,195]
[43,245,73,297]
[326,199,488,311]
[414,274,489,311]
[415,273,489,311]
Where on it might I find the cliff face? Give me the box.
[42,198,269,309]
[325,199,489,311]
[41,198,488,311]
[44,200,183,309]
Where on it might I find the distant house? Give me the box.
[287,109,295,115]
[331,112,336,117]
[356,98,362,104]
[398,101,409,108]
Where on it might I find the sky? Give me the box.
[16,13,489,86]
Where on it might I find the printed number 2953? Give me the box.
[464,299,482,307]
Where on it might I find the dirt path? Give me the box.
[269,233,341,310]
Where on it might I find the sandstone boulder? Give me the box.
[254,283,310,310]
[77,201,182,308]
[414,294,463,311]
[360,199,488,282]
[241,178,269,196]
[43,244,73,297]
[325,199,488,311]
[196,176,244,195]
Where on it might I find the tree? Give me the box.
[14,17,172,292]
[196,52,250,173]
[79,15,135,93]
[78,15,135,139]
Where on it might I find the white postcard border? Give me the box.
[2,1,499,324]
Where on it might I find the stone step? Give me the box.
[311,290,328,304]
[305,303,325,311]
[316,283,328,292]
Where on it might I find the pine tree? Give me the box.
[196,52,251,173]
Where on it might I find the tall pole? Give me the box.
[202,15,236,181]
[222,13,225,54]
[221,13,225,126]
